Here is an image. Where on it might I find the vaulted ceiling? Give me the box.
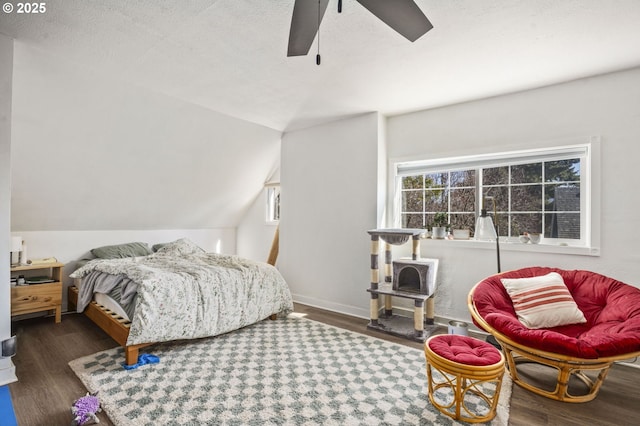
[2,0,640,132]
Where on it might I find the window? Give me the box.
[395,143,594,247]
[266,184,280,224]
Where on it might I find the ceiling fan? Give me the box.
[287,0,433,62]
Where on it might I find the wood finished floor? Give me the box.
[8,304,640,426]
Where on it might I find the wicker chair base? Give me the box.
[468,283,640,403]
[494,335,613,403]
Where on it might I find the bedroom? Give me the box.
[2,1,640,425]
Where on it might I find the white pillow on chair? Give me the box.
[500,272,587,329]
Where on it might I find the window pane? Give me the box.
[450,213,475,230]
[266,187,280,223]
[494,214,508,237]
[425,172,448,186]
[402,190,423,212]
[484,166,508,185]
[402,214,425,229]
[450,188,475,212]
[511,213,542,235]
[481,187,508,212]
[476,213,506,237]
[402,175,423,189]
[397,146,587,243]
[545,213,580,239]
[450,170,476,187]
[546,184,580,212]
[545,159,580,182]
[511,185,542,212]
[425,189,448,212]
[512,163,542,184]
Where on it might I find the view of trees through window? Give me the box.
[266,186,280,223]
[400,158,581,240]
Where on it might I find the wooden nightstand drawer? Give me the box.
[11,261,64,323]
[11,282,62,316]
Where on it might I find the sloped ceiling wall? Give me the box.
[4,1,640,132]
[10,44,282,231]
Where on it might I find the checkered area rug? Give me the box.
[69,317,511,425]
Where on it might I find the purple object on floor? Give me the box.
[122,353,160,370]
[71,392,101,426]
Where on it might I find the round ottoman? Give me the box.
[424,334,505,423]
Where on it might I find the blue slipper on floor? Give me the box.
[122,353,160,370]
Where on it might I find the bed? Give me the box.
[68,238,293,366]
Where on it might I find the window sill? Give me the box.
[419,237,600,257]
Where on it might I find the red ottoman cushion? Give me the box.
[428,335,502,366]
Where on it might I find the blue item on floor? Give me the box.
[0,385,18,426]
[121,353,159,370]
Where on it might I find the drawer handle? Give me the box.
[21,296,37,301]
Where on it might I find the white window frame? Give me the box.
[265,183,280,225]
[391,137,601,256]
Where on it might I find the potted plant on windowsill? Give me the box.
[431,213,449,239]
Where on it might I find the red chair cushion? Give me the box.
[472,267,640,359]
[428,334,502,366]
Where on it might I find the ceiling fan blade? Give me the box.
[355,0,433,42]
[288,0,330,57]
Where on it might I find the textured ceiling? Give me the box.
[2,0,640,131]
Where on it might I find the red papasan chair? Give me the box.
[468,266,640,402]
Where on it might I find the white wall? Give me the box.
[237,169,280,263]
[279,113,385,318]
[236,190,279,263]
[275,68,640,325]
[10,44,282,232]
[387,67,640,322]
[0,33,17,385]
[8,44,285,320]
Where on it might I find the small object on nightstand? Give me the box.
[10,236,22,266]
[20,241,29,265]
[16,275,26,286]
[29,257,59,265]
[26,276,56,284]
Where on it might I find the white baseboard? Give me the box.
[617,357,640,369]
[291,296,488,335]
[0,361,17,386]
[291,293,369,320]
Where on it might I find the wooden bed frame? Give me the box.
[69,229,282,366]
[68,285,151,365]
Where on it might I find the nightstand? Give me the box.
[10,262,64,323]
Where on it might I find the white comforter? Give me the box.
[70,239,293,346]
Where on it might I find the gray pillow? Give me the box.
[155,238,204,256]
[152,242,169,252]
[91,242,152,259]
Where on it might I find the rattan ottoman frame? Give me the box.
[424,335,506,423]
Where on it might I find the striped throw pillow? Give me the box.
[500,272,587,329]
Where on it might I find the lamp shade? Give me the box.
[11,236,22,252]
[474,215,497,241]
